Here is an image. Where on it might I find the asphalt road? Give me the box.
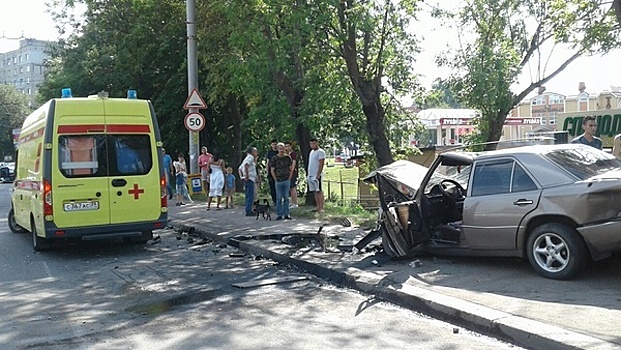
[0,184,523,349]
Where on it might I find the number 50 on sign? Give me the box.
[184,112,206,132]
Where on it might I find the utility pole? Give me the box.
[186,0,199,174]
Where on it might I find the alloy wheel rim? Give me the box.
[532,232,569,273]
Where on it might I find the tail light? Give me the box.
[160,175,167,207]
[43,179,53,215]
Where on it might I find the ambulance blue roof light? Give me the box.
[61,88,72,98]
[127,90,137,99]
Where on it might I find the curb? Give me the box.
[172,220,618,350]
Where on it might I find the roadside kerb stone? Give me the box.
[169,217,617,350]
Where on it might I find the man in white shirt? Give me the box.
[239,146,259,216]
[307,138,325,213]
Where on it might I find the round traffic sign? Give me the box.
[184,112,205,132]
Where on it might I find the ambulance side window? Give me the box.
[59,135,106,177]
[109,135,152,176]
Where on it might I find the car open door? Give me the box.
[360,160,429,257]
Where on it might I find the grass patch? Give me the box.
[323,166,359,206]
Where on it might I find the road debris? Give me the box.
[232,275,308,288]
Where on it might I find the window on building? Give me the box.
[549,94,565,104]
[18,55,22,62]
[26,65,30,72]
[13,57,16,64]
[19,67,23,74]
[28,88,31,95]
[549,113,557,125]
[25,54,29,61]
[579,92,588,102]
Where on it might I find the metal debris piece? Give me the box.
[232,276,308,288]
[229,253,246,258]
[410,259,421,267]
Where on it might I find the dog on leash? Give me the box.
[253,199,272,220]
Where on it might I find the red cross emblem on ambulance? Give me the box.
[128,183,145,200]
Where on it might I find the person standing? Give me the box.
[162,148,174,200]
[224,167,236,209]
[198,146,213,195]
[285,141,299,209]
[270,142,293,220]
[571,116,602,150]
[307,138,325,213]
[173,153,188,206]
[266,139,278,205]
[239,146,259,217]
[207,151,225,210]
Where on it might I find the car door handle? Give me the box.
[111,179,127,187]
[513,199,533,206]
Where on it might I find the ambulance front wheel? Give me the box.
[31,219,51,252]
[8,208,27,233]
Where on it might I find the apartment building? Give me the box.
[0,38,54,107]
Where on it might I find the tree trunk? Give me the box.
[227,93,245,191]
[484,110,510,151]
[362,94,394,166]
[614,0,621,27]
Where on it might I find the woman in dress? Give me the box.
[207,151,225,210]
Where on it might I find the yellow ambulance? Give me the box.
[8,89,168,251]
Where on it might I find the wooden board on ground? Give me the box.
[232,275,308,288]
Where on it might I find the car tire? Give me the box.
[32,219,51,252]
[8,208,26,233]
[526,223,587,280]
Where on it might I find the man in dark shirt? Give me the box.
[571,116,602,150]
[270,142,293,220]
[266,139,278,204]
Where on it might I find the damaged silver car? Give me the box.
[362,144,621,280]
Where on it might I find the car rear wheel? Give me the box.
[31,219,51,252]
[8,208,26,233]
[527,223,587,280]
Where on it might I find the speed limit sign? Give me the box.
[184,112,206,132]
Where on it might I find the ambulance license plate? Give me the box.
[63,201,99,212]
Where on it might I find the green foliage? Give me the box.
[439,0,620,148]
[0,85,30,160]
[40,0,190,154]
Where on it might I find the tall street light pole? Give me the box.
[186,0,199,174]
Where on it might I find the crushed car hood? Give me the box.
[362,160,428,196]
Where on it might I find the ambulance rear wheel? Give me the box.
[123,231,153,244]
[8,208,26,233]
[31,219,51,252]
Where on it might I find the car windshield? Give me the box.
[545,147,621,180]
[425,164,471,194]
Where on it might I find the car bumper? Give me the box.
[577,219,621,260]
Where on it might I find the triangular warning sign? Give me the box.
[183,88,207,109]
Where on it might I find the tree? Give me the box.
[441,0,620,149]
[0,85,30,160]
[322,0,420,166]
[41,0,191,154]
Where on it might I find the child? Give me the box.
[225,166,236,209]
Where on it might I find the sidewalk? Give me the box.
[167,202,621,350]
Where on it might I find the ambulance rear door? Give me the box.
[52,100,111,228]
[104,100,162,225]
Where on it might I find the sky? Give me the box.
[1,0,620,101]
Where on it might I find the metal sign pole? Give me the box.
[186,0,199,174]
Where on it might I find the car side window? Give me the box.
[512,163,538,192]
[470,160,512,196]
